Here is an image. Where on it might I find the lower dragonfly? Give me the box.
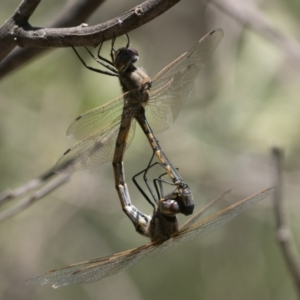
[26,158,274,288]
[53,29,224,234]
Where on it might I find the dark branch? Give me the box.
[0,0,41,61]
[14,0,41,22]
[0,0,106,78]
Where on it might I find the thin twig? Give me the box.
[0,173,70,221]
[0,169,56,205]
[208,0,300,71]
[272,146,300,296]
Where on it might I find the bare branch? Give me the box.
[272,146,300,296]
[13,0,180,47]
[0,0,180,78]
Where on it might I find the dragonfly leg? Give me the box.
[132,151,163,206]
[96,37,115,67]
[124,33,130,49]
[72,46,119,77]
[84,47,118,74]
[135,112,194,216]
[132,152,182,206]
[110,33,117,64]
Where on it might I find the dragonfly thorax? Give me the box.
[114,46,151,93]
[148,205,179,242]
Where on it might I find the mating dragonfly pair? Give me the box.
[26,29,273,287]
[54,29,224,239]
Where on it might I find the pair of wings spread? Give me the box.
[26,188,273,287]
[54,29,224,174]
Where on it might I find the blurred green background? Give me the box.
[0,0,300,299]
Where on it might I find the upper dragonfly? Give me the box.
[54,29,224,236]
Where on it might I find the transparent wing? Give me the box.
[174,188,274,243]
[54,120,136,173]
[25,188,274,287]
[26,242,159,288]
[146,29,224,133]
[67,93,126,140]
[55,30,223,172]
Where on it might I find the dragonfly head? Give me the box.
[114,48,139,73]
[158,187,194,217]
[158,198,181,216]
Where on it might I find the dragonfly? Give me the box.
[26,159,274,287]
[53,29,224,236]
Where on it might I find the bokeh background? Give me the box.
[0,0,300,299]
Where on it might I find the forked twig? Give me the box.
[0,0,181,75]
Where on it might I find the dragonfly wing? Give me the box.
[174,188,274,243]
[26,241,158,288]
[146,29,224,133]
[67,94,125,140]
[54,120,136,173]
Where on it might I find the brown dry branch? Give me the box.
[0,0,180,78]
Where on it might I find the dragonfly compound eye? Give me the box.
[115,48,139,72]
[159,199,181,215]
